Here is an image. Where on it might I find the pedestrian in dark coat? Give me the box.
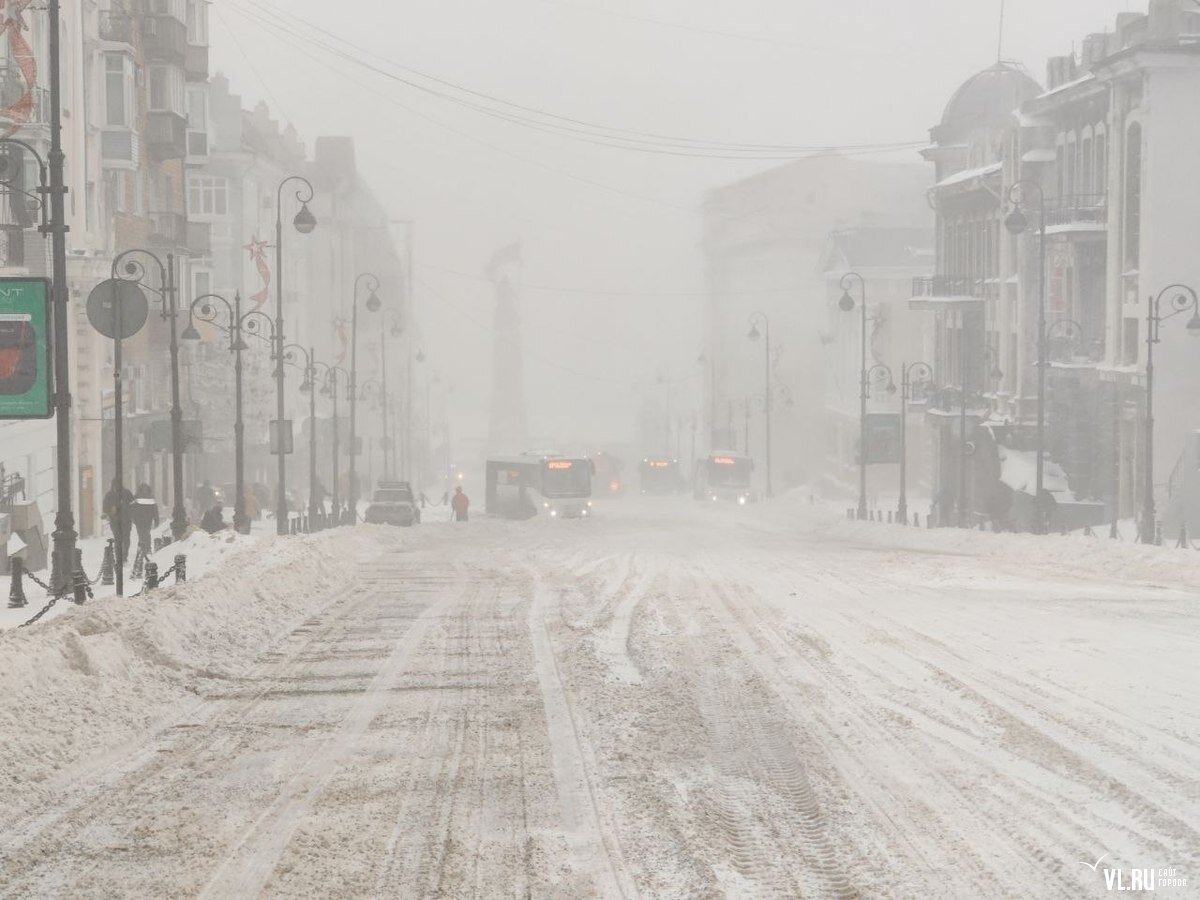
[130,483,159,555]
[103,479,134,565]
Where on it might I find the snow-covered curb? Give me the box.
[753,494,1200,589]
[0,526,403,818]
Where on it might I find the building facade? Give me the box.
[918,0,1200,532]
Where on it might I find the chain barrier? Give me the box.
[19,590,66,628]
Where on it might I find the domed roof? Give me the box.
[940,62,1041,132]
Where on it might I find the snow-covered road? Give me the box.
[1,500,1197,898]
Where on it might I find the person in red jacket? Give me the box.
[451,486,470,522]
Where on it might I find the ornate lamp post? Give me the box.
[113,249,186,540]
[281,343,321,530]
[182,292,275,534]
[1004,179,1049,532]
[348,273,380,516]
[1142,284,1200,544]
[746,312,774,498]
[898,361,934,525]
[839,272,879,519]
[310,360,350,524]
[273,176,317,535]
[359,378,388,483]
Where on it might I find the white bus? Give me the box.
[485,453,595,519]
[694,453,756,505]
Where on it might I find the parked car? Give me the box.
[364,481,421,527]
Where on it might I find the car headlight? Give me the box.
[549,509,558,517]
[738,495,747,506]
[543,501,550,508]
[711,495,718,502]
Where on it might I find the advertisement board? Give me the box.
[0,278,51,419]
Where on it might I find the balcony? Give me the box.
[148,211,186,249]
[146,111,187,161]
[142,15,187,64]
[101,129,140,168]
[1044,194,1108,233]
[909,276,987,311]
[185,43,209,81]
[187,220,211,257]
[99,12,135,45]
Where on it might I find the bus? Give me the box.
[638,457,685,495]
[485,453,595,519]
[694,453,756,505]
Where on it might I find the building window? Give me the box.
[192,268,212,301]
[1095,133,1107,195]
[148,65,185,114]
[186,0,209,44]
[104,53,134,127]
[188,175,227,216]
[1124,123,1142,269]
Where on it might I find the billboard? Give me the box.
[0,278,51,419]
[856,413,902,465]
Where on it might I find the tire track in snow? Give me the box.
[196,570,463,899]
[527,566,640,899]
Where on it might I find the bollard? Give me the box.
[1155,520,1164,547]
[887,511,893,525]
[144,561,159,592]
[8,557,26,609]
[174,554,187,584]
[912,513,920,528]
[1178,523,1189,550]
[100,540,115,586]
[847,508,854,520]
[71,548,88,605]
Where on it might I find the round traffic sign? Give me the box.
[87,279,149,340]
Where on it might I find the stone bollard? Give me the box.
[8,557,26,609]
[174,554,187,584]
[144,561,159,592]
[100,540,115,586]
[72,548,88,605]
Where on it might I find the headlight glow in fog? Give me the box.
[738,495,747,506]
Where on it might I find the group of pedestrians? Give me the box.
[102,480,160,565]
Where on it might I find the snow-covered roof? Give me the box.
[935,162,1003,189]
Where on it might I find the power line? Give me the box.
[230,0,925,159]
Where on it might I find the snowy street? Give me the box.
[1,500,1198,898]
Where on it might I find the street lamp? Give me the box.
[311,360,349,524]
[1005,178,1049,532]
[359,378,389,481]
[273,175,317,535]
[839,272,885,519]
[0,133,78,595]
[113,249,187,540]
[348,272,380,518]
[746,312,774,498]
[282,343,322,530]
[1142,284,1200,544]
[898,361,934,525]
[183,292,275,534]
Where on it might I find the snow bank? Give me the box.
[763,491,1200,590]
[0,526,402,816]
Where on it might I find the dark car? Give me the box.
[364,481,421,527]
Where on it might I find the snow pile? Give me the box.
[0,526,403,817]
[762,491,1200,590]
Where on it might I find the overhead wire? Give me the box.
[229,0,925,160]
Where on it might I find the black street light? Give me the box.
[273,175,317,535]
[348,272,380,518]
[113,249,186,540]
[840,272,888,519]
[183,292,275,534]
[1004,179,1049,532]
[1142,284,1200,544]
[746,312,774,498]
[898,361,934,525]
[282,343,322,531]
[311,360,350,524]
[358,378,388,478]
[0,134,78,595]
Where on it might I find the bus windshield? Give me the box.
[541,460,591,497]
[640,460,680,491]
[706,457,753,487]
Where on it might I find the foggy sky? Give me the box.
[210,0,1140,451]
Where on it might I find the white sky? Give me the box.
[210,0,1141,449]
